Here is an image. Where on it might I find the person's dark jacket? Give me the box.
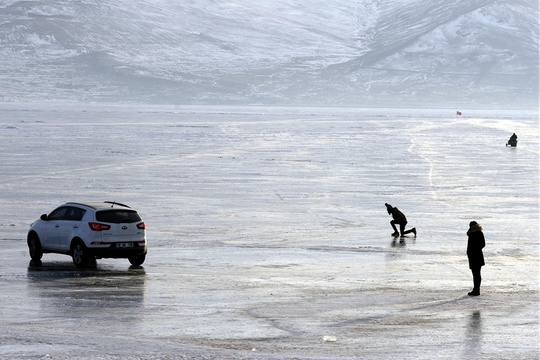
[390,207,407,224]
[467,224,485,269]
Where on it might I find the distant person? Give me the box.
[385,203,416,237]
[466,221,485,296]
[506,133,517,147]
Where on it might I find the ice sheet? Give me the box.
[0,105,538,359]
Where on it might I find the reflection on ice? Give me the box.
[465,310,483,356]
[26,261,146,312]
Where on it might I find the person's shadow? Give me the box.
[391,236,416,247]
[391,238,407,247]
[464,310,483,356]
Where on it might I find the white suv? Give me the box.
[27,201,147,268]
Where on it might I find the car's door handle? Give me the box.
[55,224,60,228]
[73,226,78,229]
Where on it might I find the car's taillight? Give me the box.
[137,222,146,230]
[88,222,111,231]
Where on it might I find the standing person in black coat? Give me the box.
[385,203,416,237]
[467,221,485,296]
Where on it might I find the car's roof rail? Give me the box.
[104,201,131,208]
[65,202,97,209]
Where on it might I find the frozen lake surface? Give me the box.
[0,105,538,359]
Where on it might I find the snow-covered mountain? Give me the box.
[0,0,538,109]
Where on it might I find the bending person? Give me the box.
[385,203,416,237]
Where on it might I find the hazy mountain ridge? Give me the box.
[0,0,537,108]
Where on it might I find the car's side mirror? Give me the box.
[40,214,48,221]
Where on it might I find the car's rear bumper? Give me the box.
[88,243,147,259]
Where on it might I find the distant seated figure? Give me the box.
[507,133,517,147]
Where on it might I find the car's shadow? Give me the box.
[28,259,144,274]
[26,260,147,311]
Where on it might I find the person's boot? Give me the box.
[392,232,400,237]
[468,289,480,296]
[412,228,417,236]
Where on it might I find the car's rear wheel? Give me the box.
[72,241,92,269]
[28,234,43,261]
[128,253,146,266]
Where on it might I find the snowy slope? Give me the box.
[0,0,537,108]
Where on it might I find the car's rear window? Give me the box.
[95,210,142,224]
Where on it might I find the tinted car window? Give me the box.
[48,207,69,221]
[96,210,142,224]
[65,207,86,221]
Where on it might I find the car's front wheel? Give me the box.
[28,234,43,261]
[72,240,92,269]
[128,253,146,266]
